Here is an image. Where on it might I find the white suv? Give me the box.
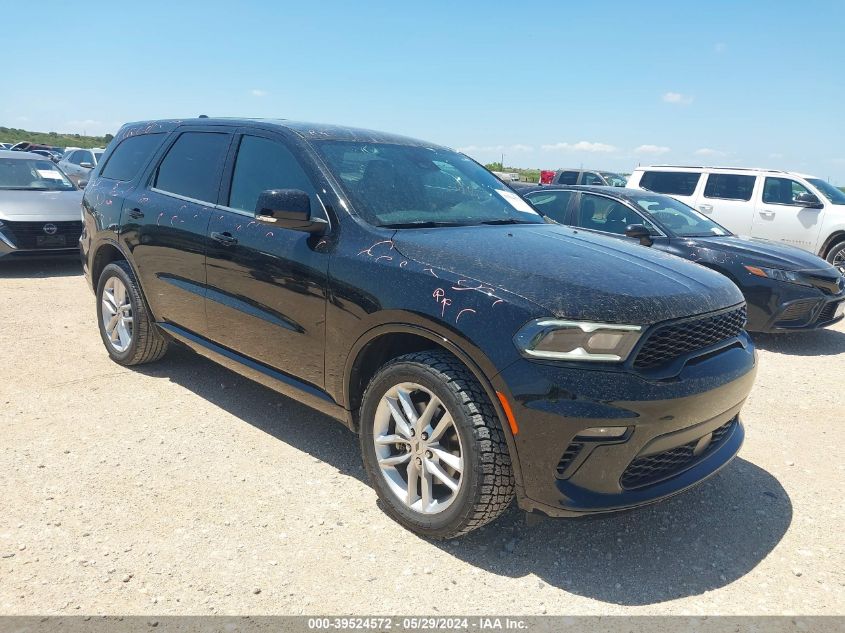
[626,166,845,272]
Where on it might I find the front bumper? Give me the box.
[743,275,845,332]
[493,332,757,517]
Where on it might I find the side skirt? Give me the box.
[158,322,350,425]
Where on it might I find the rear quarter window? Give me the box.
[640,171,700,196]
[99,134,164,181]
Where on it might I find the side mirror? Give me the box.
[80,162,94,169]
[625,223,654,246]
[795,192,823,209]
[255,189,327,234]
[77,180,88,189]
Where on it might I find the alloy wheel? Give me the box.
[101,276,133,353]
[833,247,845,275]
[372,382,464,515]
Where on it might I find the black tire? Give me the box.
[359,350,514,539]
[96,260,168,366]
[826,239,845,274]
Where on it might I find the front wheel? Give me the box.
[359,350,514,539]
[826,240,845,275]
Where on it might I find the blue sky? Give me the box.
[4,0,845,182]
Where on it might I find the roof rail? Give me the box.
[644,165,789,174]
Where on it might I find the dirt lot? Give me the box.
[1,258,843,615]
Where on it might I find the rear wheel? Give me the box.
[96,261,168,365]
[359,350,514,539]
[826,239,845,275]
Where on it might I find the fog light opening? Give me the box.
[576,426,628,440]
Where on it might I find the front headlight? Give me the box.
[744,265,811,286]
[513,319,642,362]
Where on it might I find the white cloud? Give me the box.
[694,147,727,157]
[457,143,533,154]
[662,91,693,105]
[634,144,671,155]
[714,42,727,53]
[540,140,617,153]
[250,89,267,97]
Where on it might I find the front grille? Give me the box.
[632,306,747,370]
[620,418,736,489]
[555,442,583,479]
[817,301,843,324]
[777,299,818,324]
[0,220,82,250]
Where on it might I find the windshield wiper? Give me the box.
[379,221,469,229]
[476,218,538,225]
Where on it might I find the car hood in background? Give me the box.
[0,189,84,222]
[392,224,743,325]
[685,235,835,272]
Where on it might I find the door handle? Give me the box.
[698,204,713,212]
[759,209,776,218]
[128,208,144,219]
[210,231,238,246]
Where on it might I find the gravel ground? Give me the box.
[1,258,843,615]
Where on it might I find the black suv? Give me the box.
[81,118,757,538]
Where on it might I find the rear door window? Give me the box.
[154,131,230,203]
[639,171,701,196]
[99,134,164,182]
[703,174,755,201]
[555,171,579,185]
[524,190,573,222]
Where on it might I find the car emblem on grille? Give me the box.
[43,223,58,235]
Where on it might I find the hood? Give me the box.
[686,235,833,272]
[391,224,744,325]
[0,189,83,222]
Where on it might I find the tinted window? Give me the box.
[574,193,658,235]
[639,171,700,196]
[555,171,579,185]
[703,174,755,201]
[99,134,164,181]
[68,151,82,165]
[154,132,230,203]
[762,177,811,205]
[229,136,317,213]
[80,151,94,165]
[581,172,604,185]
[525,190,573,222]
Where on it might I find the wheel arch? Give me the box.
[819,230,845,258]
[343,323,525,490]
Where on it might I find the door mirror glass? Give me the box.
[795,192,823,208]
[625,223,654,246]
[80,162,94,169]
[255,189,327,234]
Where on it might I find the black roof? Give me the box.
[115,117,447,149]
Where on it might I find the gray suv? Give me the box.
[58,148,104,186]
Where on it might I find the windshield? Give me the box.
[313,141,544,227]
[632,193,731,237]
[0,158,75,191]
[600,172,627,187]
[807,178,845,205]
